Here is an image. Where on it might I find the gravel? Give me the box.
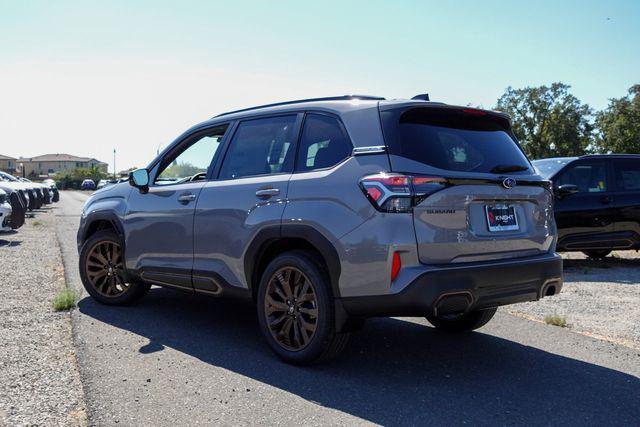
[509,250,640,349]
[0,208,87,426]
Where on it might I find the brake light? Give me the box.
[462,108,487,116]
[359,173,447,212]
[391,252,401,282]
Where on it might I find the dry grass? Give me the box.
[544,314,567,327]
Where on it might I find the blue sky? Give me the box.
[0,0,638,170]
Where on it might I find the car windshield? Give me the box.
[0,172,19,182]
[532,158,575,178]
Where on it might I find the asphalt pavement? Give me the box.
[56,190,640,426]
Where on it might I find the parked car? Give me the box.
[0,188,14,232]
[81,179,96,191]
[77,95,562,364]
[18,177,53,204]
[0,172,39,210]
[97,179,121,190]
[533,154,640,258]
[0,179,28,226]
[42,178,60,202]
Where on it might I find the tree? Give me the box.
[594,84,640,154]
[495,83,594,159]
[54,165,108,189]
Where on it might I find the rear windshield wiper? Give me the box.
[490,164,529,174]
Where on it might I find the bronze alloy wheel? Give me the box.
[264,266,319,351]
[84,240,129,297]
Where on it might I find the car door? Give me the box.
[611,158,640,249]
[553,159,616,250]
[124,124,229,290]
[192,114,301,295]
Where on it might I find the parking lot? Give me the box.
[0,190,637,425]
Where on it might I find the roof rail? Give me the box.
[214,95,385,118]
[579,153,640,158]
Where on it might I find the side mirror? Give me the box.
[555,184,579,198]
[129,168,149,193]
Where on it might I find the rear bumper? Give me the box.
[340,253,563,318]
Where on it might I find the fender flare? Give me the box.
[244,224,342,298]
[80,211,125,243]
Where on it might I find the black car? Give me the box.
[533,154,640,258]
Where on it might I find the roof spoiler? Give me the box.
[411,93,430,101]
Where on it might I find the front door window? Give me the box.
[155,125,228,185]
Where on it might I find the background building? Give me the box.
[17,154,108,177]
[0,154,16,173]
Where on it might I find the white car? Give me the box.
[0,189,13,232]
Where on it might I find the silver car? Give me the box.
[77,95,562,364]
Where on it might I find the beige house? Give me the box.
[0,154,17,173]
[18,154,108,177]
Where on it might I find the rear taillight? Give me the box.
[391,252,401,282]
[359,173,447,212]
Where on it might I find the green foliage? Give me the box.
[495,83,594,158]
[54,165,108,190]
[159,161,203,179]
[594,84,640,154]
[53,287,77,311]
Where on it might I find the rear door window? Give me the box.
[296,114,352,171]
[613,159,640,191]
[556,162,608,193]
[219,115,297,179]
[380,107,532,174]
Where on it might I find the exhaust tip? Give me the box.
[541,280,561,298]
[434,291,473,316]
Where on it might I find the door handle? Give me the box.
[178,192,197,204]
[600,196,611,204]
[255,188,280,198]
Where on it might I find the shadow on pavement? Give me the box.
[563,256,640,285]
[564,256,640,270]
[79,288,640,425]
[0,239,21,247]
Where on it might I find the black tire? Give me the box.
[583,249,612,259]
[256,250,349,365]
[9,192,25,229]
[79,230,150,305]
[426,307,497,333]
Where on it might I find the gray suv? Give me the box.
[77,95,563,364]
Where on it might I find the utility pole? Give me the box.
[113,148,116,179]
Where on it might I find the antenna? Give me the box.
[411,93,430,101]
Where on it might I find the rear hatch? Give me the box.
[380,104,555,264]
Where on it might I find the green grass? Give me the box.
[32,220,44,226]
[53,287,78,311]
[544,314,567,327]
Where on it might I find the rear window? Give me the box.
[614,159,640,191]
[380,107,532,174]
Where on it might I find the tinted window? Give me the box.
[219,116,297,179]
[296,114,351,171]
[156,125,228,185]
[556,162,608,193]
[381,107,532,174]
[614,159,640,191]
